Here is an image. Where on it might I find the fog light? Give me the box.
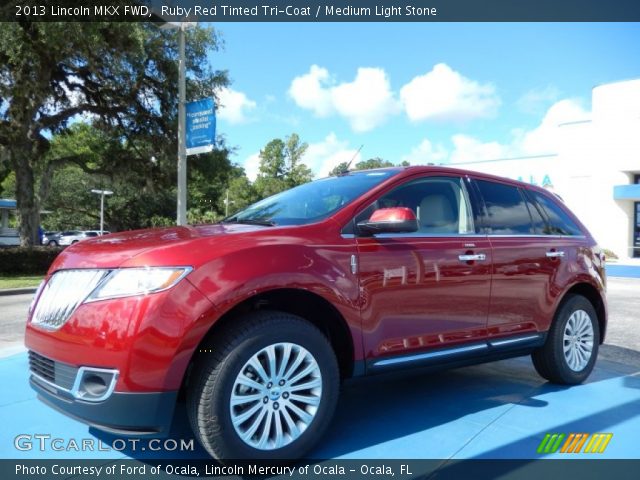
[71,367,118,402]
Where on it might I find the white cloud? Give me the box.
[242,152,261,182]
[448,98,590,163]
[517,98,589,155]
[302,133,362,177]
[288,65,334,117]
[516,85,561,115]
[330,68,400,132]
[449,134,510,163]
[400,63,500,122]
[288,66,399,132]
[217,88,257,124]
[401,139,448,165]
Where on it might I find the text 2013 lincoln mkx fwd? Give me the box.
[25,166,607,460]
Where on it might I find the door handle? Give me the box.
[458,253,486,262]
[546,251,565,258]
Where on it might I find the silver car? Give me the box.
[57,230,87,246]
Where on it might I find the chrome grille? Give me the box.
[28,351,78,390]
[31,269,110,330]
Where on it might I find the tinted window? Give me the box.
[524,195,547,234]
[358,176,475,235]
[226,169,400,226]
[528,191,583,236]
[475,180,533,234]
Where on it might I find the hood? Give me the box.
[48,223,268,272]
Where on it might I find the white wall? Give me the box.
[455,79,640,259]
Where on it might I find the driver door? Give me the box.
[355,175,492,369]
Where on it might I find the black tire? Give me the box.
[532,294,600,384]
[187,311,340,461]
[48,241,58,247]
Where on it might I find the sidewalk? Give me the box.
[0,287,37,296]
[606,257,640,278]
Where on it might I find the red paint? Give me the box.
[369,207,416,222]
[25,166,607,397]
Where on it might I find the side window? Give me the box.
[475,180,533,235]
[523,193,547,234]
[357,176,475,235]
[528,190,583,236]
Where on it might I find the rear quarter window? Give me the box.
[527,190,583,236]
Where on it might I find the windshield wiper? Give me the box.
[221,218,276,226]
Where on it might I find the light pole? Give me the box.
[224,189,235,217]
[159,21,196,226]
[90,189,113,235]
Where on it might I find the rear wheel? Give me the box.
[187,311,340,460]
[532,294,599,384]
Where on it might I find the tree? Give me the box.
[329,162,350,177]
[254,133,313,198]
[0,22,228,245]
[329,157,406,176]
[355,157,395,170]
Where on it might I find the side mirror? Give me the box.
[357,207,418,236]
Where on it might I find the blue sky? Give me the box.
[207,22,640,179]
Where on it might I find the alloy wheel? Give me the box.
[229,342,322,450]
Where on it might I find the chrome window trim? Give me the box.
[342,233,585,240]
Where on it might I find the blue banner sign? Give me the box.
[186,98,216,156]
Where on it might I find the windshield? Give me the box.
[224,169,401,226]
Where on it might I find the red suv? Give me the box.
[25,166,607,460]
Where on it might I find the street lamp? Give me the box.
[224,189,235,217]
[90,189,113,235]
[159,21,197,226]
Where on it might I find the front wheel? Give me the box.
[532,294,600,384]
[187,311,340,461]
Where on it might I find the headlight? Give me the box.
[86,267,192,302]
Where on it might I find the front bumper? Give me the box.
[30,371,177,436]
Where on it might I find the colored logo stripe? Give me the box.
[537,433,613,454]
[584,433,614,453]
[537,433,566,453]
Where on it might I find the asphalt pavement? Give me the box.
[0,293,31,358]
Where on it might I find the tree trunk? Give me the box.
[12,152,40,247]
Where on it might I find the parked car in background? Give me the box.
[57,231,87,246]
[42,231,61,247]
[84,230,111,237]
[25,166,607,461]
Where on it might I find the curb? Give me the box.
[0,287,37,296]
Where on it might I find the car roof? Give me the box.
[352,165,549,192]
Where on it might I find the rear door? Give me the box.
[472,178,564,337]
[355,175,492,366]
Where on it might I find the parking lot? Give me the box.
[0,276,638,460]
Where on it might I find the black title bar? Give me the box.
[3,0,640,22]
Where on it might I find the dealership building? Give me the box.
[456,79,640,260]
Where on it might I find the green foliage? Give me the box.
[355,157,396,170]
[0,247,61,276]
[329,157,407,176]
[254,133,313,198]
[0,22,229,245]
